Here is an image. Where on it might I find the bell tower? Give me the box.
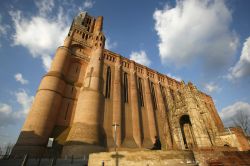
[12,12,106,157]
[62,14,106,157]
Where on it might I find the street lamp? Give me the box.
[112,123,120,153]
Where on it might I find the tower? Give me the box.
[62,15,106,156]
[12,12,106,157]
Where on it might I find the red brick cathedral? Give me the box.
[12,12,250,158]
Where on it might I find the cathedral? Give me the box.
[12,12,250,158]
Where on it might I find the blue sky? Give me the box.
[0,0,250,147]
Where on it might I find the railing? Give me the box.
[0,154,88,166]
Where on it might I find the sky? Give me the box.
[0,0,250,148]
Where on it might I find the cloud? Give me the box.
[0,14,9,47]
[15,90,34,115]
[105,38,117,50]
[220,101,250,128]
[129,50,151,66]
[0,103,16,126]
[9,7,70,71]
[0,103,12,115]
[0,14,7,35]
[35,0,55,16]
[227,36,250,80]
[14,73,29,85]
[0,90,33,127]
[203,82,220,93]
[83,0,94,9]
[153,0,238,70]
[77,0,95,11]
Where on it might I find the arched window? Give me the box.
[150,82,157,109]
[137,77,144,107]
[170,88,175,101]
[64,102,70,120]
[160,84,167,105]
[105,66,111,98]
[123,72,128,103]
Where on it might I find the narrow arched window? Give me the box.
[150,82,157,110]
[160,84,167,103]
[123,72,128,103]
[137,77,144,107]
[64,102,70,120]
[170,88,175,101]
[105,66,111,98]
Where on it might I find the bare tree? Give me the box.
[232,110,250,135]
[4,143,14,156]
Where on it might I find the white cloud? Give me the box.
[83,0,94,9]
[0,14,8,47]
[129,50,151,66]
[0,103,16,126]
[0,104,12,115]
[35,0,55,16]
[9,8,70,71]
[153,0,238,69]
[14,73,29,85]
[203,82,220,93]
[220,101,250,128]
[166,73,181,82]
[77,0,95,11]
[0,90,34,127]
[105,38,117,50]
[227,36,250,80]
[15,90,34,115]
[0,25,6,36]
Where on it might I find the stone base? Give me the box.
[121,137,139,148]
[61,144,107,158]
[88,150,197,166]
[193,149,250,166]
[142,138,154,149]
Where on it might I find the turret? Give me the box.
[12,32,71,156]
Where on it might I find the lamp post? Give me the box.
[112,123,120,153]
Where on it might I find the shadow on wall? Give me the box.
[11,131,48,157]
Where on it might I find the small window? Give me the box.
[64,103,70,120]
[170,88,175,101]
[123,72,128,103]
[137,77,144,107]
[160,84,167,104]
[105,66,111,98]
[150,82,157,110]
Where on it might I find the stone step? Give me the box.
[88,150,198,166]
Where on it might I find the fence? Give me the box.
[0,154,89,166]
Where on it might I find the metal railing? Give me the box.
[0,154,89,166]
